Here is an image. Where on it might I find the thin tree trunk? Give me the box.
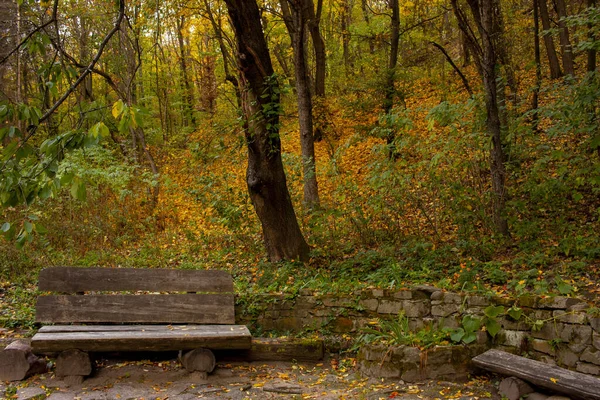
[452,0,510,236]
[281,0,320,208]
[587,0,596,72]
[341,0,352,77]
[361,0,375,53]
[532,0,542,131]
[384,0,400,159]
[539,0,563,78]
[203,0,242,108]
[430,41,473,96]
[554,0,575,77]
[224,0,310,262]
[176,15,196,127]
[306,0,326,141]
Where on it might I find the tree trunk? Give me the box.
[532,0,542,131]
[587,0,596,72]
[553,0,575,77]
[282,0,320,208]
[224,0,310,262]
[539,0,563,79]
[307,0,326,141]
[341,0,352,77]
[176,15,197,127]
[203,0,242,108]
[361,0,375,53]
[452,0,510,236]
[384,0,400,159]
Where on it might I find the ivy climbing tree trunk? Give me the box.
[224,0,310,262]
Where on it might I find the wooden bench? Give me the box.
[31,267,251,383]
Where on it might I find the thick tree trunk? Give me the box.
[538,0,563,79]
[553,0,575,77]
[224,0,310,262]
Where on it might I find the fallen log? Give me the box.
[472,349,600,400]
[0,341,48,381]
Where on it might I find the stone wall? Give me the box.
[235,287,600,377]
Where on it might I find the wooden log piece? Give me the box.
[0,340,48,381]
[499,377,535,400]
[55,349,92,377]
[0,341,30,381]
[180,348,216,373]
[472,349,600,400]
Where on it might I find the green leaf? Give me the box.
[450,328,465,343]
[462,332,477,344]
[485,318,502,337]
[462,315,481,333]
[34,223,48,234]
[39,184,53,200]
[24,221,33,233]
[97,122,109,138]
[532,320,544,332]
[112,99,125,118]
[484,305,505,318]
[70,179,86,201]
[60,172,74,185]
[1,222,10,232]
[15,230,29,249]
[555,276,573,295]
[507,306,523,321]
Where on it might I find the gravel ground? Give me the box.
[1,354,502,400]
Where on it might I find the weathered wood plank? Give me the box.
[472,349,600,400]
[216,337,324,362]
[38,267,233,293]
[35,294,235,324]
[31,325,251,353]
[38,325,233,333]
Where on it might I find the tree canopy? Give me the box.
[0,0,599,300]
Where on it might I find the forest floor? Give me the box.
[1,353,501,400]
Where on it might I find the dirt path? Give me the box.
[2,355,501,400]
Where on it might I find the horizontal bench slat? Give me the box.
[31,325,251,353]
[38,325,231,333]
[35,294,235,324]
[38,267,233,293]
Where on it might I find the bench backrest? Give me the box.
[35,267,236,325]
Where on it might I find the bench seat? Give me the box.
[32,324,252,353]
